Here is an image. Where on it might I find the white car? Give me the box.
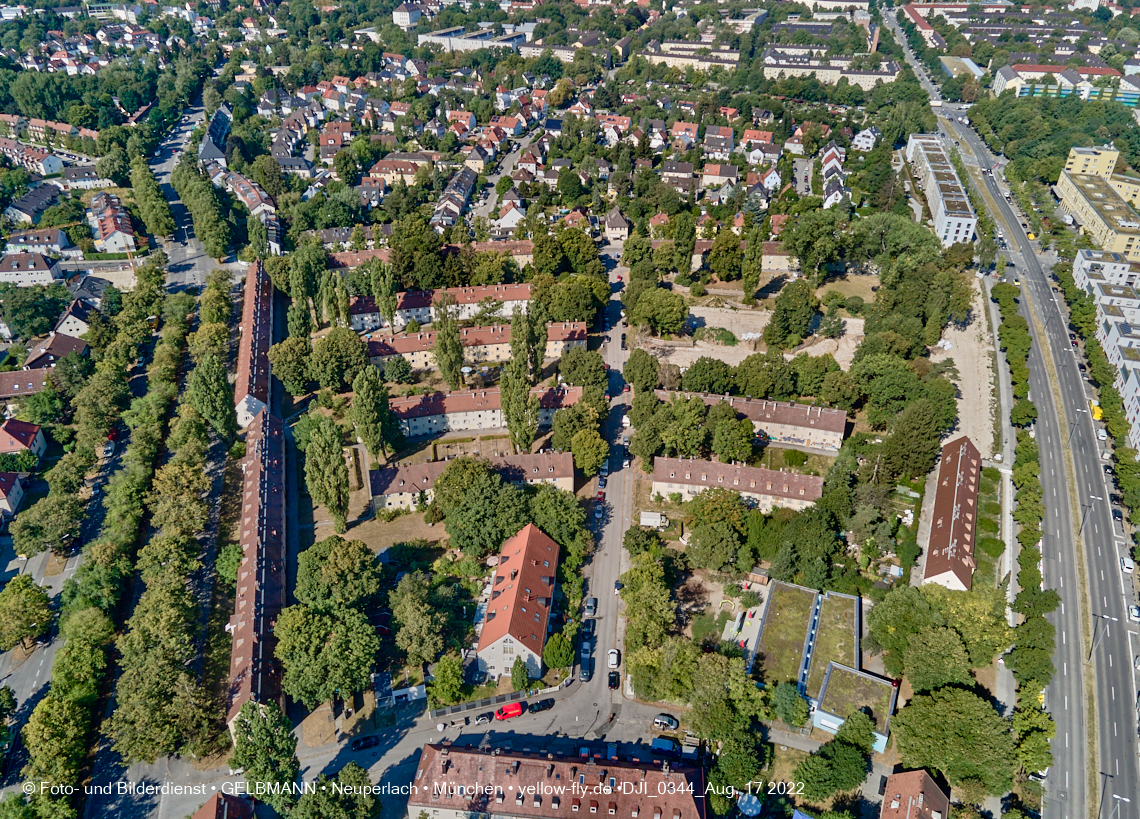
[608,649,621,669]
[1129,605,1140,623]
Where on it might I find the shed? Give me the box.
[640,511,667,529]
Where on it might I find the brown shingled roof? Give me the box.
[388,385,582,421]
[652,457,825,503]
[371,451,574,497]
[234,261,273,415]
[655,390,847,435]
[923,437,980,591]
[366,322,586,357]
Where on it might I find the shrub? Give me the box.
[844,295,864,315]
[784,450,809,468]
[983,501,1002,516]
[690,281,706,297]
[978,537,1005,558]
[977,517,1000,534]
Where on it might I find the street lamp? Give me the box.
[1088,613,1119,663]
[1109,795,1131,819]
[1079,494,1103,536]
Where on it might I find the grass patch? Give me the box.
[754,446,836,477]
[817,665,894,732]
[692,610,731,644]
[756,582,817,686]
[982,500,1002,516]
[805,594,857,699]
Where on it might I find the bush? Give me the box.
[983,501,1002,516]
[675,274,693,287]
[784,449,808,468]
[405,319,421,333]
[978,537,1005,558]
[978,517,1000,534]
[690,281,706,297]
[844,295,864,315]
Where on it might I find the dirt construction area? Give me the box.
[930,280,995,459]
[640,305,865,371]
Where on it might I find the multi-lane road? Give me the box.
[885,12,1140,816]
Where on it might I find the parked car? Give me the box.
[528,698,555,714]
[653,714,679,731]
[581,641,592,659]
[608,649,621,668]
[1122,556,1135,574]
[580,659,593,682]
[475,712,494,725]
[651,737,681,757]
[615,581,622,595]
[495,702,525,720]
[609,671,620,690]
[351,736,379,751]
[1113,508,1124,523]
[581,618,595,638]
[1129,605,1140,623]
[585,598,597,617]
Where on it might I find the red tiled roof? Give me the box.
[350,283,532,315]
[226,410,285,724]
[191,793,254,819]
[0,418,40,453]
[234,261,273,415]
[366,322,586,357]
[388,385,582,420]
[652,457,825,503]
[0,472,19,500]
[477,524,560,657]
[879,771,950,819]
[371,451,574,496]
[0,371,48,399]
[924,437,980,591]
[654,391,847,435]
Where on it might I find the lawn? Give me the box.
[805,593,857,699]
[691,610,731,644]
[971,475,1003,588]
[817,665,895,732]
[755,582,817,686]
[754,446,836,478]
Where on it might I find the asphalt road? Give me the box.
[148,105,212,291]
[947,107,1140,817]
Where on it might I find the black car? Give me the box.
[351,736,380,752]
[529,698,555,714]
[581,618,596,638]
[609,671,620,690]
[475,712,494,725]
[1113,508,1124,523]
[620,333,627,350]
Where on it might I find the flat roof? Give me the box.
[1066,172,1140,235]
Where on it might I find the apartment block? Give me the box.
[652,457,824,512]
[349,284,531,331]
[905,134,977,247]
[365,322,585,371]
[386,386,581,438]
[1056,147,1140,262]
[654,391,847,451]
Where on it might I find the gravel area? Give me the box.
[930,280,995,459]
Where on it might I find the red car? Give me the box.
[496,702,524,720]
[622,385,630,392]
[596,491,605,502]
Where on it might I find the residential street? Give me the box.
[471,135,533,222]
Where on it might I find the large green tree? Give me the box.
[351,366,402,460]
[763,280,818,348]
[311,328,368,392]
[0,575,50,651]
[433,293,463,389]
[268,336,312,396]
[274,605,380,708]
[230,701,301,815]
[188,352,237,441]
[296,535,382,614]
[304,416,350,533]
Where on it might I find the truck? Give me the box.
[1090,399,1104,421]
[931,100,943,107]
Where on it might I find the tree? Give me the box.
[96,143,129,184]
[880,398,948,480]
[384,355,414,384]
[17,383,64,425]
[543,632,574,669]
[292,763,376,819]
[432,458,530,558]
[892,687,1017,795]
[433,293,463,389]
[571,428,610,477]
[709,730,765,815]
[390,572,445,665]
[296,536,382,614]
[741,228,764,302]
[630,288,687,335]
[503,353,539,455]
[351,366,401,461]
[511,656,530,691]
[268,336,312,396]
[763,280,818,348]
[708,227,743,281]
[0,575,50,651]
[22,695,87,790]
[681,357,734,394]
[773,681,809,726]
[372,263,399,335]
[619,553,676,651]
[904,627,972,692]
[624,526,662,557]
[311,328,368,392]
[0,282,69,340]
[712,417,754,463]
[866,586,945,676]
[428,653,464,708]
[230,700,301,815]
[795,717,874,801]
[188,352,237,441]
[251,154,288,198]
[276,604,380,708]
[10,494,82,558]
[560,347,607,390]
[304,416,350,533]
[624,348,659,394]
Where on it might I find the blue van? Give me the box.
[650,737,680,757]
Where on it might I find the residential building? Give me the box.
[644,41,741,71]
[392,1,423,29]
[1056,147,1140,262]
[922,436,981,592]
[761,47,901,90]
[654,391,847,451]
[905,134,978,247]
[63,166,114,189]
[365,322,586,371]
[0,472,24,517]
[234,261,273,429]
[703,125,735,159]
[651,457,825,512]
[604,207,629,241]
[1072,248,1139,290]
[384,386,582,438]
[349,283,532,332]
[879,771,950,819]
[54,300,98,337]
[225,409,285,733]
[4,186,59,224]
[0,253,62,286]
[0,138,63,175]
[417,26,527,53]
[199,104,231,168]
[406,745,708,819]
[23,332,86,369]
[851,126,881,152]
[87,192,135,254]
[476,524,560,679]
[4,227,75,257]
[0,371,48,406]
[0,418,46,460]
[371,451,574,511]
[190,794,253,819]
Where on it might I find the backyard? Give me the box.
[755,581,817,686]
[805,593,858,699]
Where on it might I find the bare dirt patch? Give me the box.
[348,511,445,557]
[930,280,995,459]
[817,274,880,308]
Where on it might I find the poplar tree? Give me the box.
[304,416,350,533]
[433,293,463,389]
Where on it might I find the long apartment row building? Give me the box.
[760,46,901,91]
[349,283,531,331]
[366,321,586,370]
[651,457,825,513]
[225,259,285,735]
[905,134,978,248]
[386,385,582,438]
[371,450,574,510]
[1056,146,1140,263]
[653,391,848,451]
[1072,248,1140,451]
